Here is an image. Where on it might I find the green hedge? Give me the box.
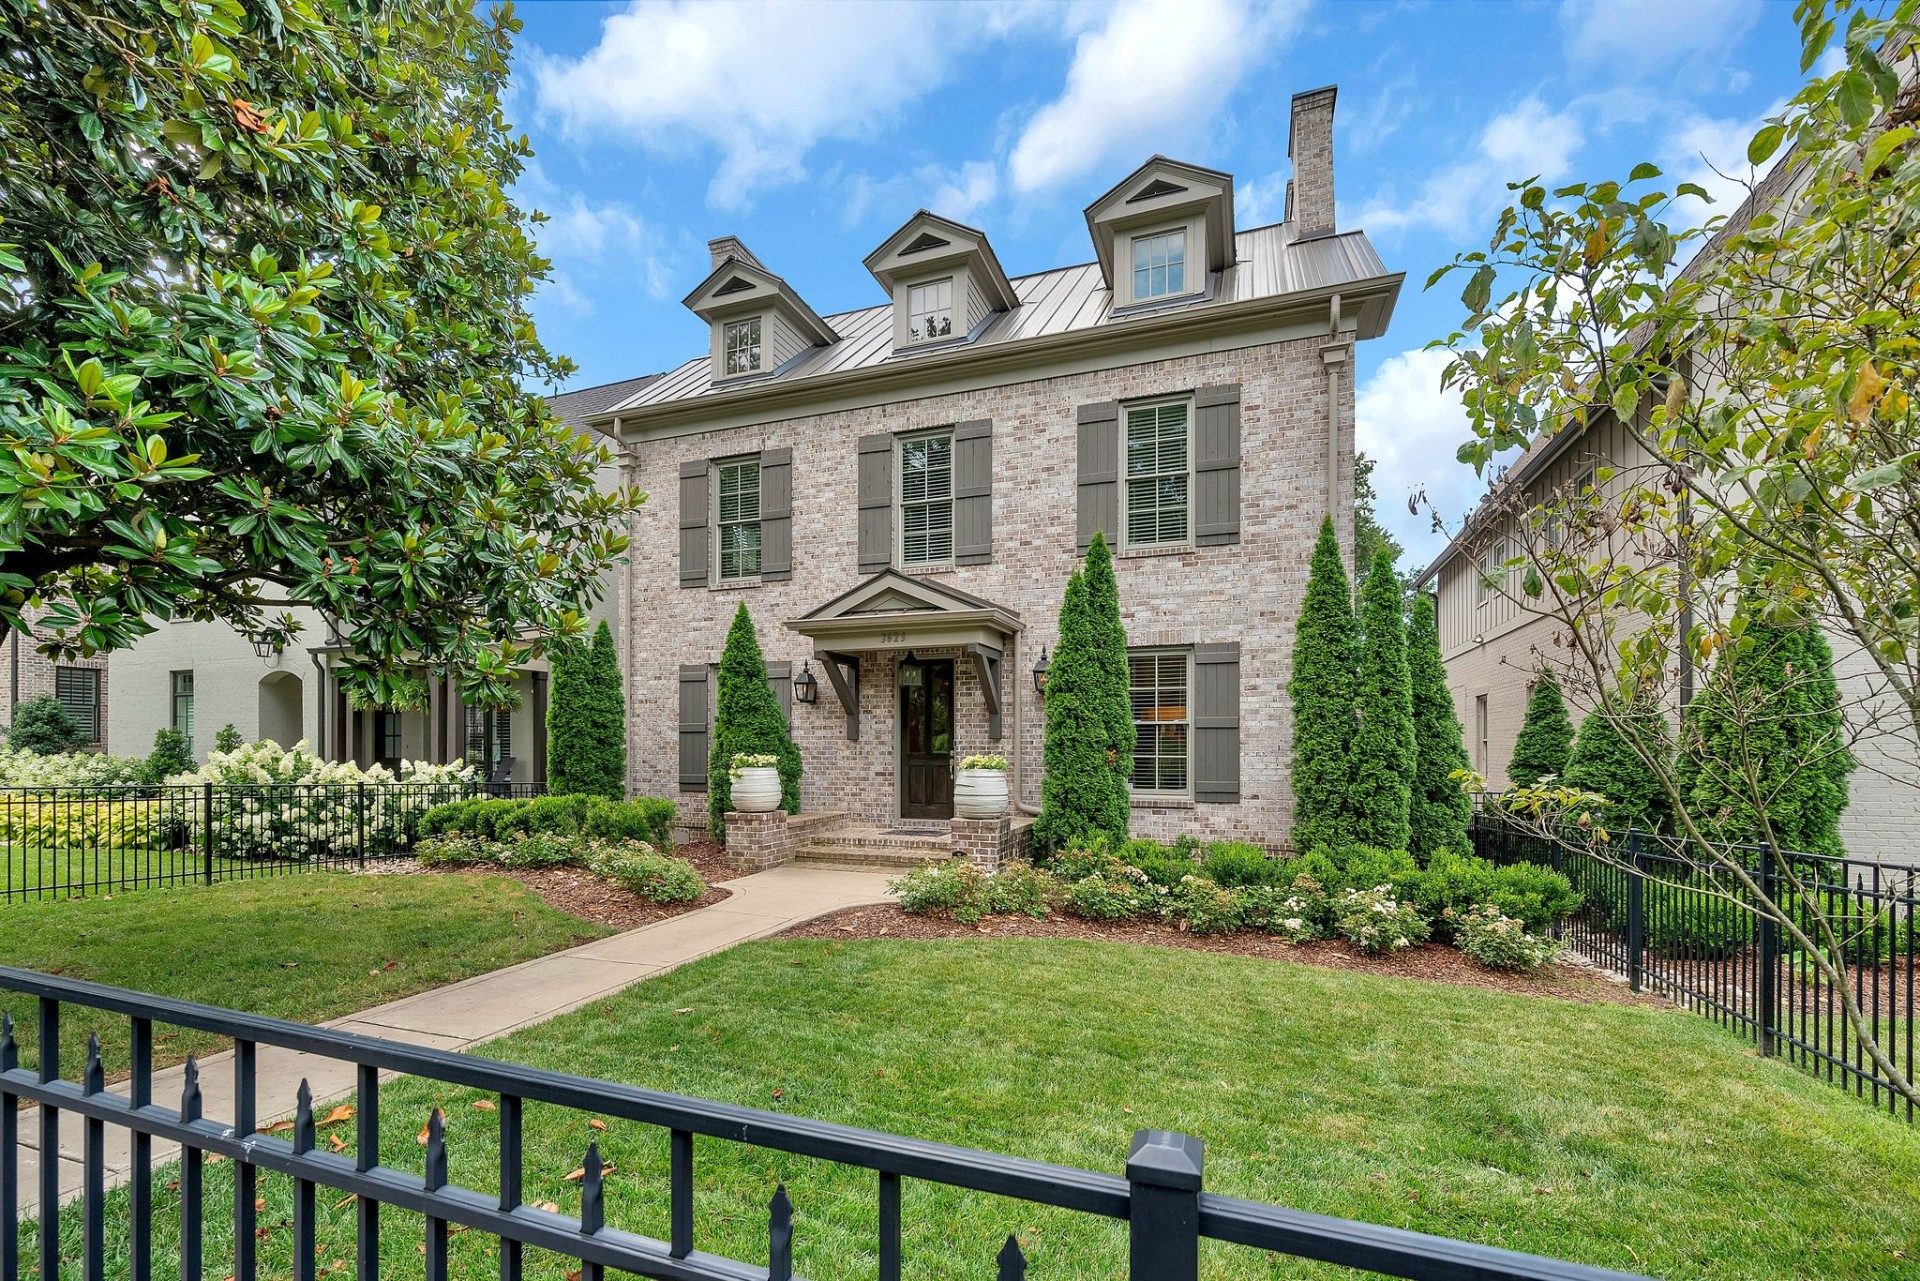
[421,793,676,852]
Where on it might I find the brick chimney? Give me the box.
[707,236,763,270]
[1286,86,1337,240]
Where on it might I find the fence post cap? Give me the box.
[1127,1129,1204,1190]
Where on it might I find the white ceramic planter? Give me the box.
[954,767,1009,820]
[732,766,782,813]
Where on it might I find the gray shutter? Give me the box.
[679,460,709,588]
[1076,401,1119,553]
[766,661,792,722]
[1194,384,1241,546]
[1192,642,1241,803]
[760,447,793,581]
[952,419,993,565]
[858,433,893,573]
[678,664,710,790]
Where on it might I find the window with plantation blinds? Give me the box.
[900,433,954,564]
[715,459,761,581]
[1125,402,1189,547]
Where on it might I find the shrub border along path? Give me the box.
[19,863,897,1212]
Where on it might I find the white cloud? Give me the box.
[530,191,686,305]
[1236,171,1289,228]
[1350,96,1585,238]
[1007,0,1306,194]
[532,2,1039,210]
[1356,347,1488,565]
[1560,0,1761,75]
[842,159,1002,230]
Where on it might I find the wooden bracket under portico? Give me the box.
[788,570,1022,743]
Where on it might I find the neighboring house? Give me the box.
[0,613,109,750]
[1414,150,1916,866]
[586,88,1402,847]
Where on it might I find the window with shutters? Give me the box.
[722,317,761,376]
[55,668,100,744]
[905,277,953,343]
[170,670,195,749]
[1123,400,1190,547]
[465,704,511,771]
[1128,649,1190,796]
[714,457,762,581]
[899,432,954,565]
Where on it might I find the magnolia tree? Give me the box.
[0,0,639,709]
[1427,0,1920,1104]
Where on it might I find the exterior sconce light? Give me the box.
[252,636,283,660]
[793,661,818,705]
[1032,645,1051,694]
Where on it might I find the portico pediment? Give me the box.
[790,570,1022,646]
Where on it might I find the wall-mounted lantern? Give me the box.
[251,636,283,660]
[793,661,818,705]
[1032,645,1051,694]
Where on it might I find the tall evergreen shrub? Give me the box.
[1507,673,1575,785]
[1348,545,1416,850]
[1081,532,1136,796]
[1034,568,1128,853]
[707,603,802,840]
[6,694,84,754]
[1564,697,1671,832]
[548,619,627,799]
[1407,592,1473,858]
[1288,517,1358,852]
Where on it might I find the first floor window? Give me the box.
[375,710,404,765]
[906,277,953,342]
[900,432,954,564]
[1475,694,1490,773]
[1125,401,1190,546]
[1131,228,1186,300]
[55,667,100,743]
[465,705,511,771]
[716,457,762,580]
[1129,650,1189,795]
[723,317,761,375]
[170,670,195,749]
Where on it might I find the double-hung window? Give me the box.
[715,458,762,581]
[55,668,100,744]
[170,670,195,748]
[899,433,954,565]
[906,278,953,343]
[723,317,761,376]
[465,704,511,770]
[1132,229,1186,300]
[1129,650,1190,796]
[1125,400,1190,547]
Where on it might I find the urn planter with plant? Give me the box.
[955,754,1009,819]
[728,754,783,813]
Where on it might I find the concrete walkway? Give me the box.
[17,863,895,1210]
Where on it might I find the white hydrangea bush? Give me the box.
[0,743,146,789]
[1331,885,1431,954]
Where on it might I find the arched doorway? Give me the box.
[259,671,303,747]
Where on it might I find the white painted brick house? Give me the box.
[585,88,1402,848]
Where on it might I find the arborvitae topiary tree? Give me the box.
[1507,672,1575,786]
[1034,568,1128,854]
[6,694,85,754]
[708,603,802,840]
[1081,532,1136,800]
[1407,592,1473,858]
[213,724,245,753]
[1347,545,1416,850]
[1288,517,1358,852]
[142,728,196,784]
[1564,697,1672,832]
[548,619,627,799]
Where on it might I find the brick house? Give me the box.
[0,612,109,751]
[583,88,1403,857]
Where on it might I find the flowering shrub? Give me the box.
[728,752,779,779]
[1061,864,1160,921]
[1165,876,1243,935]
[1331,885,1430,954]
[890,860,1057,924]
[413,831,703,904]
[1236,875,1330,942]
[1449,904,1562,971]
[0,743,146,789]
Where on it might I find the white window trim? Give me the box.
[1118,218,1204,307]
[1119,395,1195,551]
[1127,646,1193,799]
[711,454,764,585]
[895,427,956,568]
[902,275,956,347]
[720,315,763,379]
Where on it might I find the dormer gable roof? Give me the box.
[683,253,839,347]
[863,211,1019,312]
[1083,156,1236,288]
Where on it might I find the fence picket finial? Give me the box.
[423,1108,447,1191]
[2,1011,17,1071]
[580,1141,605,1235]
[997,1233,1027,1280]
[83,1032,103,1095]
[180,1055,202,1121]
[768,1183,793,1281]
[293,1079,315,1154]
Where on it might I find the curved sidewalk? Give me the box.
[21,862,896,1210]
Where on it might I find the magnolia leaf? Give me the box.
[320,1104,354,1125]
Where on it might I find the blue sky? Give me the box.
[506,0,1805,568]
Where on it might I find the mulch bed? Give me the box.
[782,904,1670,1007]
[387,839,744,933]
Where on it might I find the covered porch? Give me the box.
[310,651,549,785]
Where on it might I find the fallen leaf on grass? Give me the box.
[416,1122,431,1146]
[256,1119,295,1135]
[566,1270,582,1281]
[537,1201,559,1214]
[280,962,298,969]
[255,1198,266,1211]
[587,1118,606,1131]
[327,1134,347,1153]
[563,1168,586,1183]
[675,1007,694,1014]
[472,1099,496,1111]
[333,1194,356,1210]
[321,1105,354,1125]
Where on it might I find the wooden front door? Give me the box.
[899,657,955,819]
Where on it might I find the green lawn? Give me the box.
[2,844,258,901]
[0,873,610,1078]
[33,938,1920,1281]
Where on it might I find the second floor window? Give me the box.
[55,667,100,744]
[1125,401,1190,547]
[1132,229,1186,300]
[900,433,953,565]
[723,317,761,376]
[716,458,762,581]
[907,277,953,342]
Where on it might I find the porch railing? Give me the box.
[0,967,1651,1281]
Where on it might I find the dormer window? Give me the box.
[723,317,762,376]
[907,278,954,343]
[1131,229,1186,300]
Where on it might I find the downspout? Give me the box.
[1015,634,1041,816]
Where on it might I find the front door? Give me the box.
[899,657,955,819]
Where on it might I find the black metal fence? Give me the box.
[0,781,546,902]
[1473,816,1918,1121]
[0,967,1651,1281]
